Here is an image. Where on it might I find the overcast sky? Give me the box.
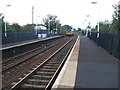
[0,0,119,29]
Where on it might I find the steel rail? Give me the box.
[45,37,76,90]
[9,37,75,90]
[2,37,67,72]
[2,37,64,63]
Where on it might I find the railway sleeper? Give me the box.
[36,71,54,75]
[32,75,52,78]
[45,63,59,66]
[31,76,52,80]
[42,66,58,69]
[40,68,56,71]
[28,79,49,83]
[27,79,49,85]
[21,84,46,88]
[47,62,60,64]
[22,80,49,87]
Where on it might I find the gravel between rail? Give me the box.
[10,36,77,89]
[2,36,76,89]
[2,37,66,72]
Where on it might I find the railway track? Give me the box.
[9,36,77,89]
[2,36,63,60]
[2,37,67,72]
[2,36,76,89]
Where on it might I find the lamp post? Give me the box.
[32,6,34,24]
[4,4,11,44]
[4,4,11,38]
[91,1,100,46]
[86,15,91,36]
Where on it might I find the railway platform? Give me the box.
[52,36,119,89]
[1,35,62,50]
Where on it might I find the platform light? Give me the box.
[91,2,97,4]
[4,4,11,38]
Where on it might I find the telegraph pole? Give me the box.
[32,6,34,24]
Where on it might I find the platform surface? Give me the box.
[1,35,62,50]
[52,36,119,89]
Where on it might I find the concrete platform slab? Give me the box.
[75,36,118,88]
[52,36,119,89]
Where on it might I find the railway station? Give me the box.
[1,34,119,89]
[0,0,120,90]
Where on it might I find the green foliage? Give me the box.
[56,23,61,34]
[73,28,76,31]
[93,4,119,34]
[62,25,72,32]
[60,26,67,35]
[60,25,73,35]
[42,14,61,34]
[6,23,16,32]
[2,21,36,32]
[2,22,17,32]
[99,22,110,33]
[94,22,109,33]
[110,19,118,33]
[11,23,22,32]
[94,20,117,33]
[110,4,120,33]
[22,24,36,32]
[77,28,81,31]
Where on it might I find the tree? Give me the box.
[110,4,120,33]
[98,21,110,33]
[77,28,81,31]
[22,24,36,32]
[60,25,73,35]
[1,15,22,32]
[110,19,118,33]
[62,25,72,32]
[43,14,60,34]
[73,28,76,31]
[60,26,67,35]
[92,4,120,34]
[56,23,61,34]
[11,23,22,32]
